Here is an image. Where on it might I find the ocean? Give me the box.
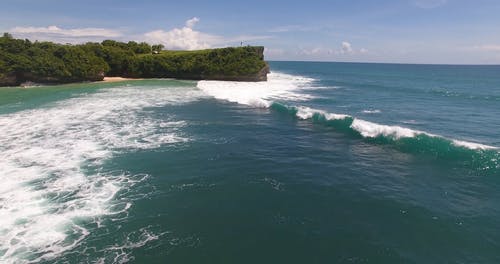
[0,61,499,263]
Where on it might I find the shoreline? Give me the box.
[0,76,234,89]
[100,77,144,83]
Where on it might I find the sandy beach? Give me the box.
[101,77,143,83]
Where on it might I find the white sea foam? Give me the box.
[300,85,340,90]
[199,72,497,151]
[362,109,381,114]
[0,84,201,263]
[289,105,497,151]
[197,72,315,107]
[350,118,498,150]
[294,106,423,139]
[95,226,168,263]
[295,106,349,120]
[350,119,423,139]
[452,140,497,150]
[401,120,421,125]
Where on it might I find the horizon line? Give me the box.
[267,59,500,67]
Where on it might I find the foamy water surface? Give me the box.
[0,83,203,263]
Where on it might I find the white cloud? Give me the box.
[294,42,367,59]
[144,17,219,50]
[292,41,368,60]
[341,41,353,54]
[10,25,122,37]
[185,17,200,28]
[298,47,333,56]
[144,17,271,50]
[264,48,285,58]
[144,29,218,50]
[267,25,317,33]
[9,25,123,43]
[413,0,447,9]
[471,45,500,52]
[8,18,270,50]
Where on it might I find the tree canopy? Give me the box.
[0,33,268,86]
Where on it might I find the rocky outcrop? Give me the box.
[195,62,270,82]
[0,74,18,86]
[21,71,104,84]
[0,72,105,87]
[257,62,271,81]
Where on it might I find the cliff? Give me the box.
[0,34,269,86]
[126,46,270,82]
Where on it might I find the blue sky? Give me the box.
[1,0,500,64]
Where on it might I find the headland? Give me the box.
[0,33,269,87]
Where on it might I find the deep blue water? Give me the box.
[0,62,499,263]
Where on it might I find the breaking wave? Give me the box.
[197,72,499,174]
[197,72,315,108]
[0,83,202,263]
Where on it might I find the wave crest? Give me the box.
[197,72,498,173]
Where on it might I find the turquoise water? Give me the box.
[0,62,499,263]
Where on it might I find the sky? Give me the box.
[1,0,500,64]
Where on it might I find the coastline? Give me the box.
[0,36,269,87]
[100,77,144,83]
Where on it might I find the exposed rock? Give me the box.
[0,74,18,87]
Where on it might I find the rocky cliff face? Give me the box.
[0,71,106,87]
[0,69,106,87]
[199,62,269,82]
[0,74,18,86]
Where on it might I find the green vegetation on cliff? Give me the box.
[0,33,269,86]
[127,47,268,81]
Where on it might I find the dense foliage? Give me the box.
[0,33,109,84]
[0,33,268,86]
[127,47,267,80]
